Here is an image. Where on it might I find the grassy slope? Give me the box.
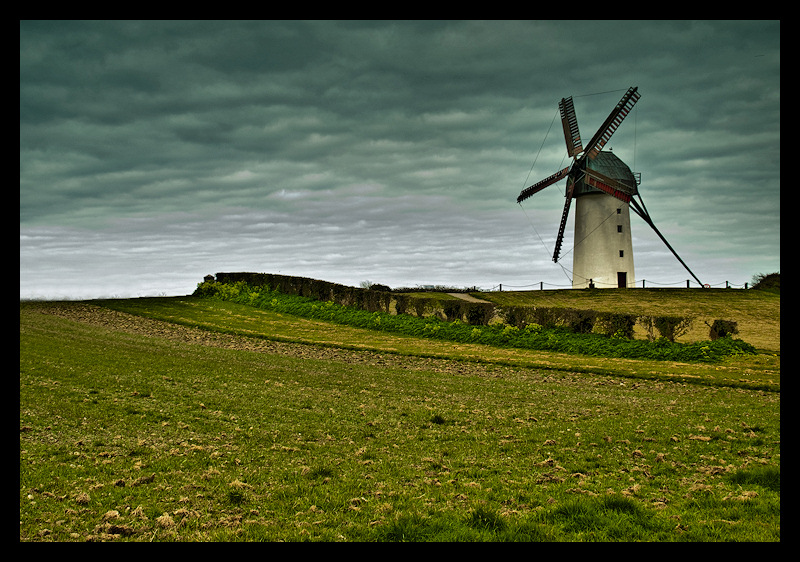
[20,297,779,541]
[473,288,780,352]
[97,296,778,392]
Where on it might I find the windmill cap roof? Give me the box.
[577,150,638,196]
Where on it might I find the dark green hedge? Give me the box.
[212,272,495,325]
[500,306,636,338]
[193,279,757,363]
[207,273,739,342]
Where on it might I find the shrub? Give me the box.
[442,301,463,322]
[193,280,219,298]
[595,312,636,339]
[639,315,693,342]
[707,319,738,340]
[751,272,780,293]
[502,306,637,337]
[465,303,495,326]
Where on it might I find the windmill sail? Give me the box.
[559,96,583,157]
[583,87,640,161]
[517,166,570,204]
[552,178,576,262]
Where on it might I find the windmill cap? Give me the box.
[574,150,638,197]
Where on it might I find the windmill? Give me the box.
[517,87,703,288]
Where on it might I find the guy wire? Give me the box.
[517,106,570,282]
[573,87,627,98]
[521,107,559,190]
[519,204,552,257]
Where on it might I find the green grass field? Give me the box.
[20,291,779,541]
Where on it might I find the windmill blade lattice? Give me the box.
[517,166,570,204]
[559,96,583,157]
[552,177,576,262]
[582,87,640,161]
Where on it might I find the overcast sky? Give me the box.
[20,20,780,299]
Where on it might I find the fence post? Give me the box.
[540,281,543,290]
[686,279,690,288]
[642,279,645,288]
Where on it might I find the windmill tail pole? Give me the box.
[630,197,705,288]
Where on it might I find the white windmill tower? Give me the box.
[517,87,703,288]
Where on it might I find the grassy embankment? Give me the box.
[472,287,779,353]
[20,287,779,541]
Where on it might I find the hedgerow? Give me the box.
[194,281,756,363]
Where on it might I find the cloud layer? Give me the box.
[20,21,780,298]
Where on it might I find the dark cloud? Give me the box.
[20,20,780,298]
